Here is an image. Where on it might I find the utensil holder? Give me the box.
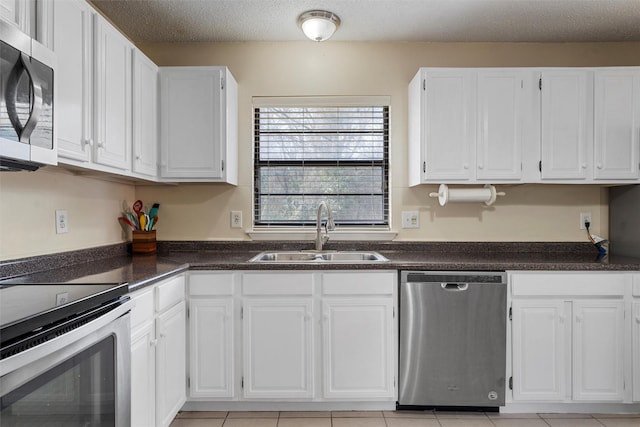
[132,230,156,254]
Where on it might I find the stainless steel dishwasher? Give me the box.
[398,271,507,409]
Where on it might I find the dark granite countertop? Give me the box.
[1,241,638,293]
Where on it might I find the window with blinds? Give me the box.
[254,99,389,228]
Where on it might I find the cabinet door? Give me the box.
[512,299,568,401]
[53,0,93,162]
[156,301,186,427]
[540,70,592,180]
[132,49,158,177]
[159,68,223,179]
[93,14,131,170]
[476,70,525,180]
[423,69,475,181]
[322,298,394,399]
[131,324,156,427]
[242,298,314,398]
[189,298,234,398]
[0,0,30,35]
[572,300,625,401]
[594,69,640,180]
[633,302,640,402]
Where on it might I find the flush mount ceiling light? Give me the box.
[298,10,341,42]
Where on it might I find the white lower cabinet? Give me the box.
[633,301,640,402]
[130,273,186,427]
[512,299,568,401]
[243,298,314,398]
[572,300,625,401]
[186,270,397,404]
[633,275,640,402]
[510,272,630,404]
[322,298,394,399]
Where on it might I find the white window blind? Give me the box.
[253,98,389,228]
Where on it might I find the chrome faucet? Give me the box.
[315,201,335,251]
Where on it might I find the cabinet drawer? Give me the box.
[189,272,235,296]
[130,287,154,330]
[511,272,628,296]
[242,273,314,295]
[322,272,395,295]
[156,274,186,312]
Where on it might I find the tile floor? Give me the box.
[171,411,640,427]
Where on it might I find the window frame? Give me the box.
[252,96,391,230]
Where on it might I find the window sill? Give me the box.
[247,229,398,241]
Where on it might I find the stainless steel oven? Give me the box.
[0,283,132,426]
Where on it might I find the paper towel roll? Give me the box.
[429,184,505,206]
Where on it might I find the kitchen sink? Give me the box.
[248,251,389,263]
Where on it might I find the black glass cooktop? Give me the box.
[0,282,129,355]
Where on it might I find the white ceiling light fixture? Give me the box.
[298,10,341,42]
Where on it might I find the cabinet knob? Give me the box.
[582,163,588,169]
[597,163,603,169]
[463,164,469,170]
[150,339,158,347]
[635,316,640,324]
[98,141,104,148]
[160,333,166,339]
[136,155,141,160]
[478,164,484,170]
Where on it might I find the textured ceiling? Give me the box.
[88,0,640,43]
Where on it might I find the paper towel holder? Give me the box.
[429,184,506,206]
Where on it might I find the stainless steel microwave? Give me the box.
[0,20,56,171]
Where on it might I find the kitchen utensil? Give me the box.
[139,213,147,231]
[133,200,143,216]
[148,203,160,220]
[118,216,135,230]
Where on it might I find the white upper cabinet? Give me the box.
[593,68,640,180]
[409,68,530,185]
[159,66,238,183]
[54,0,135,175]
[53,0,93,163]
[92,13,132,171]
[476,69,529,181]
[408,68,476,184]
[539,69,593,180]
[1,0,31,36]
[132,49,158,178]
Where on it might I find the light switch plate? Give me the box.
[401,211,419,229]
[55,210,68,234]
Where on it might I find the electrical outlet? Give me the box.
[55,210,68,234]
[401,211,420,229]
[580,212,592,230]
[231,211,242,228]
[56,292,69,306]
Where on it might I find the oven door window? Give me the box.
[1,335,115,426]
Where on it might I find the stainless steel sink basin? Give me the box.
[249,251,389,263]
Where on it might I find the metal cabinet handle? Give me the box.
[6,52,43,143]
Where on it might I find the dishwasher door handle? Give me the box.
[441,283,469,291]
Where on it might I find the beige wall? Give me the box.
[2,41,639,260]
[0,168,135,260]
[135,41,636,243]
